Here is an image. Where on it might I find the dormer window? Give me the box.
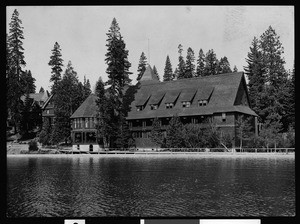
[182,101,191,108]
[198,99,208,106]
[166,103,174,109]
[136,106,144,111]
[150,104,158,110]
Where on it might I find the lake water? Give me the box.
[7,154,295,217]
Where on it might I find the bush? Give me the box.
[28,140,39,151]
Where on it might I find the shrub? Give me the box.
[28,140,39,151]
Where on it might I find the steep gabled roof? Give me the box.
[139,65,160,84]
[70,94,98,118]
[42,93,55,110]
[127,72,257,119]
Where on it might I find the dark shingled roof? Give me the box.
[70,94,98,118]
[127,72,257,119]
[70,72,258,120]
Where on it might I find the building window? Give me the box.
[136,106,143,111]
[166,103,174,109]
[199,99,208,106]
[46,110,49,114]
[74,120,77,129]
[85,119,89,128]
[182,101,191,108]
[150,104,158,110]
[222,113,226,122]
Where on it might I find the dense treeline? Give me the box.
[244,26,294,148]
[160,45,237,82]
[6,9,92,145]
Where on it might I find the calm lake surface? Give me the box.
[7,155,295,217]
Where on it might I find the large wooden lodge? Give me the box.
[70,65,258,151]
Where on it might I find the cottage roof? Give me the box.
[70,94,98,118]
[127,72,257,119]
[20,91,49,103]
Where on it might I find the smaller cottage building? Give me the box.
[70,94,100,152]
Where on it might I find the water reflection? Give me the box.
[7,156,295,217]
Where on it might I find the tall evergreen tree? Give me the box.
[218,56,232,74]
[51,61,84,144]
[196,48,205,77]
[105,18,132,107]
[244,37,266,120]
[105,18,132,147]
[259,26,287,88]
[7,9,27,133]
[177,44,186,79]
[259,26,289,130]
[204,49,218,76]
[95,77,116,148]
[163,55,173,81]
[184,47,195,78]
[48,42,64,93]
[136,52,147,81]
[153,65,160,81]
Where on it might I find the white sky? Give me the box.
[6,6,294,92]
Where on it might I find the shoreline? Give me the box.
[7,152,295,158]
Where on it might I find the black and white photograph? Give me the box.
[6,5,295,221]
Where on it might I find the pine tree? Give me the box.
[39,87,45,93]
[7,9,26,133]
[173,68,178,80]
[184,47,195,78]
[258,26,289,130]
[218,56,232,74]
[259,26,287,88]
[20,70,36,94]
[95,77,113,148]
[177,44,186,79]
[149,117,164,150]
[163,55,173,81]
[83,75,92,99]
[48,42,64,93]
[233,65,238,72]
[244,37,266,120]
[196,48,205,77]
[105,18,132,147]
[166,115,184,149]
[136,52,147,81]
[153,65,159,81]
[51,61,84,144]
[204,49,218,76]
